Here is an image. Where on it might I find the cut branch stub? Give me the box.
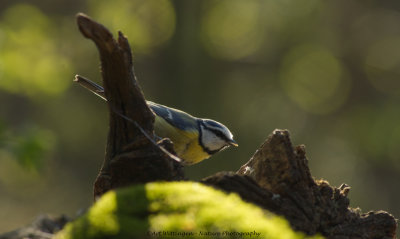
[238,129,313,194]
[76,13,183,199]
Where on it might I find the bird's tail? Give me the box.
[74,75,107,101]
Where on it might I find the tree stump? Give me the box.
[202,130,397,238]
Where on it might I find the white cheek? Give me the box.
[202,129,226,151]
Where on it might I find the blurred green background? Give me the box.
[1,0,399,233]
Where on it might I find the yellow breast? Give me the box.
[154,115,210,165]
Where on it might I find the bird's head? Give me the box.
[198,119,238,155]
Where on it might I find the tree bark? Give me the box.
[76,14,184,199]
[202,130,397,238]
[0,215,68,239]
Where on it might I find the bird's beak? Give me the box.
[228,139,238,147]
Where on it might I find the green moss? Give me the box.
[56,182,323,239]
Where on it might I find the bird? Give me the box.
[74,76,238,165]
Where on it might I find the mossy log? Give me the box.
[55,182,321,239]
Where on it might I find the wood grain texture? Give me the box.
[76,13,184,199]
[203,130,397,238]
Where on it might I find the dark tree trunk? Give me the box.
[76,14,184,199]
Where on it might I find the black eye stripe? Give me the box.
[209,128,229,141]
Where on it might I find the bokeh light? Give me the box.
[200,0,265,60]
[365,36,400,95]
[280,44,350,114]
[88,0,176,54]
[0,4,72,97]
[268,0,319,18]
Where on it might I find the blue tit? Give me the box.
[75,77,238,165]
[148,101,238,164]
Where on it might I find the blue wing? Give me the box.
[147,101,199,131]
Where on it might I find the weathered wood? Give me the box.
[76,13,184,199]
[203,130,397,239]
[0,215,68,239]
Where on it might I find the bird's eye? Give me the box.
[210,129,225,140]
